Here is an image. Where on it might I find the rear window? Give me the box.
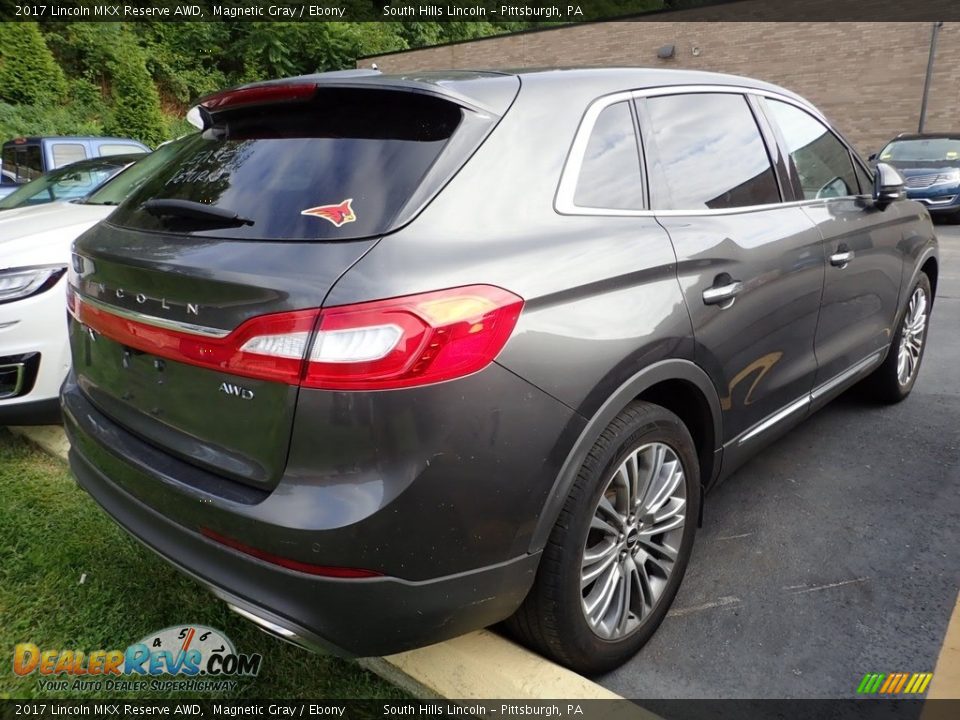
[2,145,42,182]
[110,89,464,241]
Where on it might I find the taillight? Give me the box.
[73,285,523,391]
[74,297,317,385]
[303,285,523,390]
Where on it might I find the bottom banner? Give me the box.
[1,700,957,720]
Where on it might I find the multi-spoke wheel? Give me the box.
[896,286,928,386]
[507,401,699,675]
[581,442,686,639]
[863,273,932,404]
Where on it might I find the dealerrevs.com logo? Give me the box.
[13,625,262,693]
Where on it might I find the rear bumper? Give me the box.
[67,420,541,657]
[62,370,570,656]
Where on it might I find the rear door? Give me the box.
[638,90,825,449]
[69,84,504,492]
[759,98,906,390]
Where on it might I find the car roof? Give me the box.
[214,67,815,120]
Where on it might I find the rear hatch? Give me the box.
[68,76,517,492]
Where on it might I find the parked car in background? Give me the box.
[62,69,937,674]
[1,136,148,186]
[0,140,185,425]
[0,154,142,211]
[871,133,960,221]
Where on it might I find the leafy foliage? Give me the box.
[0,19,607,146]
[0,23,67,107]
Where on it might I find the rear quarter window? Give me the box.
[110,89,464,241]
[573,101,645,210]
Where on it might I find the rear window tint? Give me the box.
[110,89,463,241]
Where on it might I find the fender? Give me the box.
[906,242,939,306]
[528,358,723,554]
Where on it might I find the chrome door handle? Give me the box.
[830,250,854,267]
[702,281,744,306]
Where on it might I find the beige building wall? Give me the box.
[361,21,960,155]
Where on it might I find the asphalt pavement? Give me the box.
[598,225,960,699]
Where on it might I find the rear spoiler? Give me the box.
[188,70,517,129]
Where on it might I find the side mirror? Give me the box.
[873,162,905,208]
[868,152,878,162]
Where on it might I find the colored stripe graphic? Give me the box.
[856,672,933,694]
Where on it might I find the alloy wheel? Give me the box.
[580,442,686,640]
[897,286,928,386]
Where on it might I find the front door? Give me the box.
[760,98,907,388]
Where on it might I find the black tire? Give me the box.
[862,272,932,403]
[507,401,700,675]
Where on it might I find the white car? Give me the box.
[0,202,115,423]
[0,141,183,424]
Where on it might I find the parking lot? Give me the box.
[598,227,960,699]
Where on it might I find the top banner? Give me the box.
[3,0,960,23]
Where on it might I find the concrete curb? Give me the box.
[7,425,623,700]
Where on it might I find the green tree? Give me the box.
[0,22,67,106]
[103,31,166,146]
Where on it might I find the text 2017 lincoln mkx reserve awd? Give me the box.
[62,68,938,674]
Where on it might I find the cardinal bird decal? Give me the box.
[301,198,356,227]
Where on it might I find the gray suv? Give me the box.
[62,69,938,674]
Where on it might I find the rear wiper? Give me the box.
[140,199,254,226]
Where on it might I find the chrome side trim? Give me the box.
[734,350,884,447]
[810,351,883,401]
[737,396,810,447]
[555,83,862,218]
[75,291,232,339]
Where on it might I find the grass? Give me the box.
[0,429,409,700]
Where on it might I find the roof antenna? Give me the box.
[371,63,379,71]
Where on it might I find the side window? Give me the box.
[98,144,143,157]
[766,99,858,200]
[645,93,780,211]
[573,101,644,210]
[51,143,87,168]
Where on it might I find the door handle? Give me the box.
[830,250,854,267]
[702,280,744,307]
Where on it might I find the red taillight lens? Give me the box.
[74,298,318,385]
[303,285,523,390]
[200,528,381,578]
[72,285,523,391]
